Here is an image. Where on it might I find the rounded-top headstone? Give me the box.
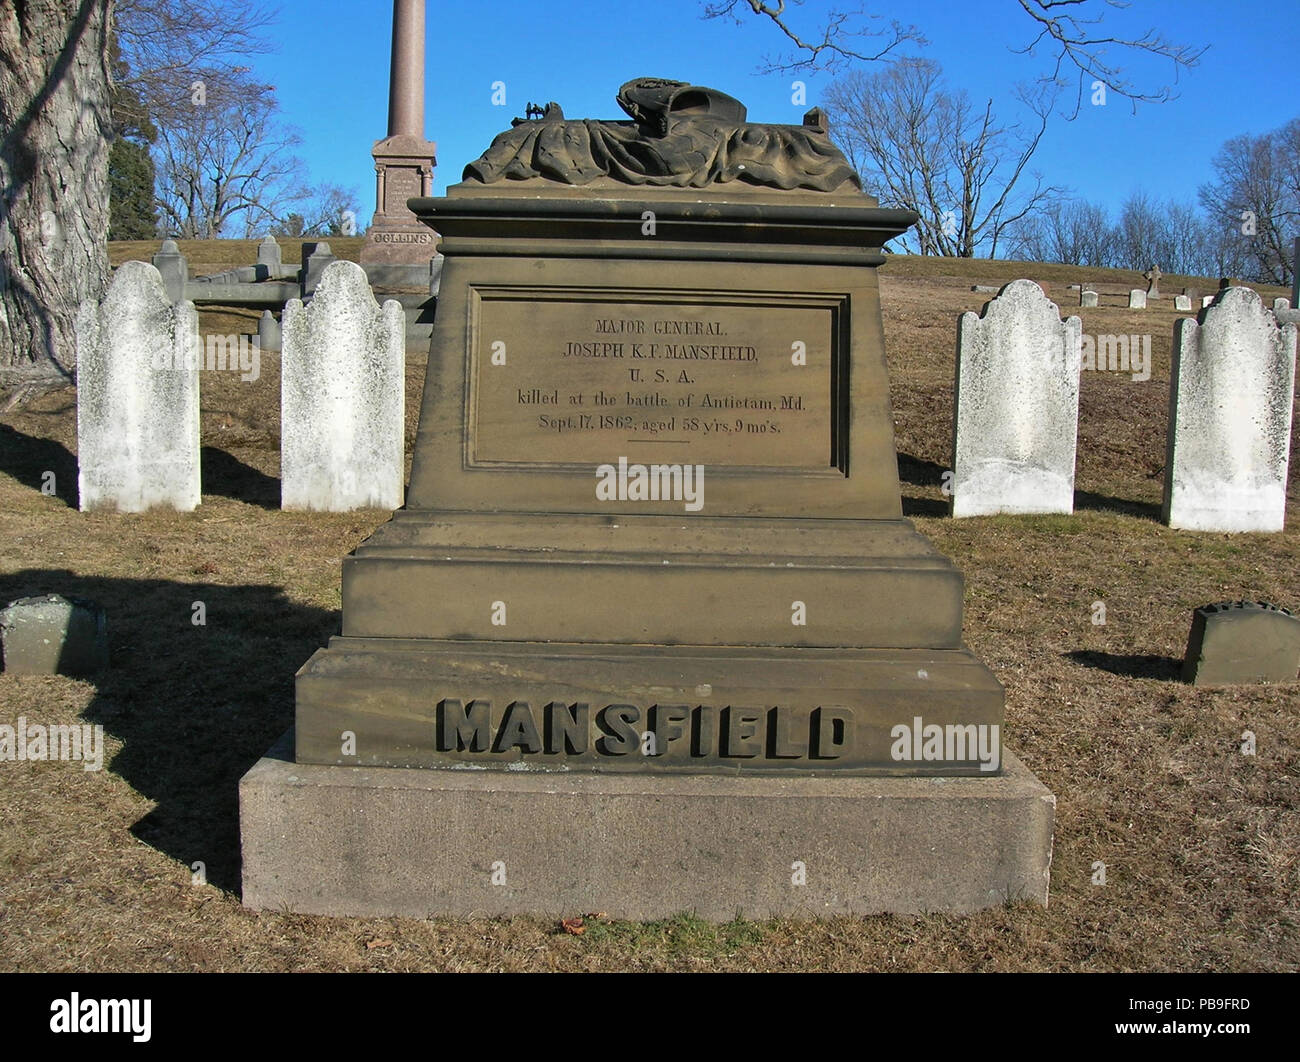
[281,260,404,512]
[76,260,201,512]
[953,279,1083,517]
[1164,286,1298,532]
[1182,600,1300,686]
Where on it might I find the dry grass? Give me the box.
[0,245,1297,971]
[108,237,366,277]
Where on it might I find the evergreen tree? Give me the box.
[107,35,158,241]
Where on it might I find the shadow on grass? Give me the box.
[1073,489,1162,523]
[201,446,280,510]
[0,427,281,511]
[897,452,947,488]
[902,496,949,518]
[0,423,78,507]
[0,568,338,896]
[1065,649,1183,681]
[894,453,1166,525]
[898,452,950,518]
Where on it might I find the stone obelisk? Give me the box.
[359,0,438,265]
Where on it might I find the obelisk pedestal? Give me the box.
[360,0,438,267]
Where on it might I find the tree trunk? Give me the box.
[0,0,112,398]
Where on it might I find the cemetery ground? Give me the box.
[0,248,1296,972]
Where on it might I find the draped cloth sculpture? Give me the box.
[463,76,861,192]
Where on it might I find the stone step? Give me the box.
[294,636,1004,773]
[340,512,966,649]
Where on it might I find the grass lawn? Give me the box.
[0,245,1296,971]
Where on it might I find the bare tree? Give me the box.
[271,185,364,239]
[299,184,365,237]
[0,0,112,401]
[1009,191,1247,277]
[1005,199,1116,267]
[1113,190,1168,273]
[112,0,277,127]
[1,0,281,403]
[709,0,1204,116]
[1111,192,1220,276]
[1013,0,1205,116]
[1162,200,1220,279]
[1198,122,1299,286]
[154,73,307,238]
[822,59,1064,257]
[702,0,923,72]
[1200,218,1253,282]
[112,1,306,239]
[1278,118,1300,210]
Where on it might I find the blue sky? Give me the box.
[258,0,1298,219]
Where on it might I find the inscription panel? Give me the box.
[470,291,838,470]
[383,167,422,214]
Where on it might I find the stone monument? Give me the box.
[241,79,1054,921]
[1144,265,1162,299]
[1293,237,1299,311]
[358,0,438,268]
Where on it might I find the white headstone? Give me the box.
[953,280,1083,517]
[1162,286,1297,532]
[1174,294,1193,312]
[76,261,201,512]
[302,241,336,297]
[257,236,283,280]
[281,260,405,511]
[1080,290,1098,308]
[1129,289,1147,309]
[1202,295,1215,308]
[150,239,188,304]
[1274,297,1291,315]
[258,235,282,269]
[258,309,281,353]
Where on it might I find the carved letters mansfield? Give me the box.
[437,699,853,764]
